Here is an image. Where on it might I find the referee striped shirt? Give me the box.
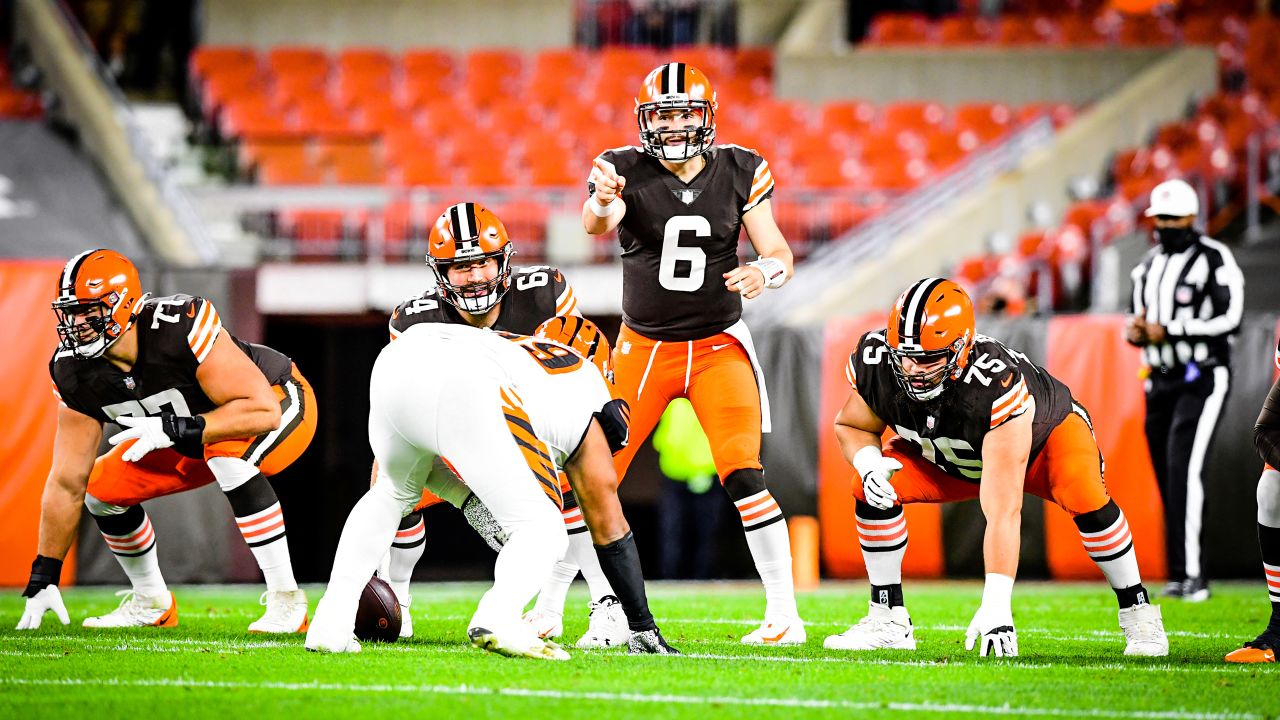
[1129,235,1244,370]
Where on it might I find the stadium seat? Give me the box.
[937,16,995,45]
[319,141,385,184]
[994,16,1057,45]
[881,101,947,132]
[866,14,931,44]
[391,155,452,187]
[464,49,524,106]
[820,100,877,136]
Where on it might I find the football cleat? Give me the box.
[304,631,362,654]
[521,607,564,640]
[742,616,807,646]
[469,625,570,660]
[83,590,177,628]
[576,595,630,649]
[1224,631,1279,664]
[1159,580,1185,599]
[1182,577,1210,603]
[399,601,414,639]
[248,589,309,634]
[1118,603,1169,657]
[627,628,680,655]
[824,602,916,651]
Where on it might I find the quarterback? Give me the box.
[379,202,625,648]
[306,323,675,658]
[583,61,803,644]
[825,278,1167,657]
[18,249,316,632]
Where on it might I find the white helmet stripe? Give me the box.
[59,249,95,299]
[900,277,945,342]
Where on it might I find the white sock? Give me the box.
[857,505,908,587]
[237,503,298,592]
[737,490,798,620]
[532,559,577,616]
[388,515,426,604]
[317,487,403,632]
[1079,511,1141,590]
[473,522,565,631]
[569,530,615,600]
[100,513,167,597]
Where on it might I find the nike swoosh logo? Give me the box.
[711,343,733,352]
[1000,374,1013,388]
[762,626,790,643]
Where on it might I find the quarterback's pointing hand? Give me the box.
[590,158,626,204]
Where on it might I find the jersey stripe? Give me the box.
[845,354,857,389]
[990,376,1032,429]
[187,300,222,363]
[743,159,774,212]
[555,285,579,316]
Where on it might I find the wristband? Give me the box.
[852,445,885,478]
[747,257,787,289]
[161,412,207,459]
[23,555,63,598]
[588,195,618,218]
[981,572,1015,607]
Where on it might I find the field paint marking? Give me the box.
[675,652,1271,676]
[0,677,1259,719]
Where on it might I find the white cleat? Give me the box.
[83,590,177,628]
[522,607,564,640]
[469,625,570,660]
[399,602,414,639]
[742,616,807,646]
[576,595,630,649]
[1119,603,1169,657]
[824,602,916,651]
[248,589,310,634]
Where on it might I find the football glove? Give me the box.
[965,573,1017,657]
[109,413,206,461]
[17,556,70,630]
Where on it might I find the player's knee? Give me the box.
[84,492,128,517]
[722,467,766,503]
[207,456,260,493]
[1258,469,1280,527]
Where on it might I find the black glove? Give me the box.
[161,412,207,459]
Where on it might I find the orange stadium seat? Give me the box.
[221,99,294,140]
[318,141,385,184]
[336,48,395,77]
[937,16,994,44]
[489,199,550,259]
[257,153,326,185]
[1115,15,1176,46]
[464,49,524,106]
[866,14,931,44]
[994,16,1057,45]
[881,100,947,132]
[1055,15,1112,45]
[821,100,878,136]
[391,155,452,187]
[290,100,357,138]
[266,46,329,74]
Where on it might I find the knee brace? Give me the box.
[722,467,767,503]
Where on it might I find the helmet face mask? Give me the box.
[427,203,515,316]
[52,249,143,359]
[635,63,718,163]
[885,278,976,404]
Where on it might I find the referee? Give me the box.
[1126,179,1244,602]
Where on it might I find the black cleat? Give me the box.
[627,628,680,655]
[1159,580,1184,598]
[1182,576,1210,602]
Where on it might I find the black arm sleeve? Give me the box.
[1256,375,1280,470]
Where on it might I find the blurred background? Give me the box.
[1,0,1279,590]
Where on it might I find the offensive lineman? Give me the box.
[18,249,316,632]
[380,202,626,648]
[305,323,675,658]
[584,61,804,645]
[825,278,1168,657]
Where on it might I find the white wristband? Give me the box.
[852,445,883,478]
[981,573,1015,607]
[588,195,617,218]
[747,257,787,289]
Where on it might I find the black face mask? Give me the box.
[1154,226,1197,253]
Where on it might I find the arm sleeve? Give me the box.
[1165,248,1244,338]
[552,270,580,317]
[1256,374,1280,470]
[742,152,775,214]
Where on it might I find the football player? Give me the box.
[377,202,627,648]
[17,249,316,632]
[1224,339,1280,663]
[824,278,1168,658]
[306,323,676,658]
[582,62,804,645]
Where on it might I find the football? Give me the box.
[354,576,401,643]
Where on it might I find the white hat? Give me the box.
[1144,179,1199,217]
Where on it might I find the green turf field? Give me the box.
[1,581,1276,719]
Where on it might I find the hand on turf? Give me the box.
[965,602,1017,657]
[109,416,174,462]
[16,586,70,630]
[590,158,626,205]
[860,457,902,510]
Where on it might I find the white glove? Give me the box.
[109,416,173,462]
[965,574,1017,657]
[16,585,71,630]
[854,446,901,510]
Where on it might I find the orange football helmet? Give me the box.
[885,278,975,402]
[635,62,717,162]
[535,315,614,383]
[53,248,147,359]
[427,202,515,314]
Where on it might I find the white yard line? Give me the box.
[0,677,1258,719]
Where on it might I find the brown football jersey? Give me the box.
[388,265,578,340]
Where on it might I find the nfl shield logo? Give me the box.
[124,376,136,391]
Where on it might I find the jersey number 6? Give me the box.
[659,215,710,292]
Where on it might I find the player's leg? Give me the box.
[447,387,570,660]
[81,445,190,627]
[1028,408,1167,657]
[380,491,439,639]
[686,340,801,645]
[208,370,317,633]
[1226,466,1280,663]
[610,325,680,483]
[825,437,978,651]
